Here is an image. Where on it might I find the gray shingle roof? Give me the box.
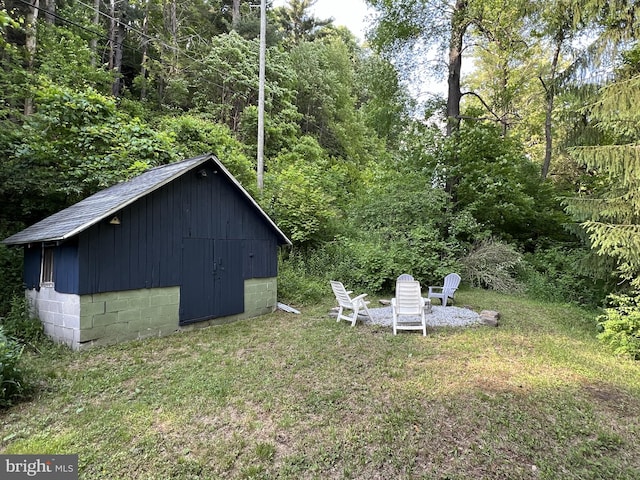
[3,154,291,246]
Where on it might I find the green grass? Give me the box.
[2,289,640,479]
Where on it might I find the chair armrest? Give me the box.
[352,293,368,302]
[428,286,443,295]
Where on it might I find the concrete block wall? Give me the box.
[26,287,80,348]
[78,287,180,350]
[27,278,277,350]
[245,277,278,317]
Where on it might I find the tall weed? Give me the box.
[0,326,26,408]
[2,295,45,344]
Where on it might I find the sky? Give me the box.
[271,0,373,41]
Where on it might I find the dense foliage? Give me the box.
[0,326,27,407]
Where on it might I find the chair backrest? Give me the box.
[330,281,353,308]
[443,273,461,290]
[396,274,414,282]
[394,280,423,314]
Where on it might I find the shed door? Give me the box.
[180,238,244,325]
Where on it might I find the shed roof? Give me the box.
[3,154,291,246]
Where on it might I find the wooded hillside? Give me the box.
[2,0,640,358]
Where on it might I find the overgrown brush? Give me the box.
[598,293,640,360]
[460,239,523,293]
[0,326,27,407]
[2,295,45,344]
[520,246,612,306]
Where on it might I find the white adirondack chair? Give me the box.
[428,273,461,306]
[330,281,371,326]
[392,280,427,336]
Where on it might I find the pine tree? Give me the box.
[563,75,640,288]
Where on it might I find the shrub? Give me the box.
[460,239,523,293]
[2,295,44,344]
[0,241,22,317]
[520,246,612,306]
[277,251,329,306]
[597,293,640,360]
[0,326,26,407]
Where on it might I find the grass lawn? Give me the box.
[1,288,640,479]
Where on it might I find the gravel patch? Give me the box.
[362,305,481,328]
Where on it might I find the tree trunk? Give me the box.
[109,0,116,70]
[24,0,39,116]
[232,0,241,30]
[500,62,509,137]
[109,0,128,97]
[163,0,178,73]
[111,13,126,97]
[90,0,100,67]
[445,0,469,199]
[139,0,150,100]
[541,34,563,180]
[446,0,467,137]
[43,0,55,24]
[158,0,177,103]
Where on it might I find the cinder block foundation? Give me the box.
[26,277,278,350]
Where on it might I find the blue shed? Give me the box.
[2,154,291,349]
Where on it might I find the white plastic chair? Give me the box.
[392,280,427,336]
[428,273,461,307]
[397,274,433,313]
[396,273,414,282]
[330,281,371,327]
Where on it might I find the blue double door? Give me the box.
[179,238,244,325]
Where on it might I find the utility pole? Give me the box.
[257,0,266,191]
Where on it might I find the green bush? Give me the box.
[277,250,329,306]
[520,246,611,306]
[442,123,567,245]
[0,326,26,407]
[0,241,22,317]
[2,295,44,344]
[597,293,640,360]
[277,228,462,305]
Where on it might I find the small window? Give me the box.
[41,247,54,286]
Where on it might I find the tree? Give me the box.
[443,122,565,245]
[263,136,340,244]
[563,74,640,286]
[189,31,300,158]
[462,0,531,136]
[522,0,604,180]
[273,0,333,45]
[367,0,478,135]
[3,85,176,221]
[357,54,412,147]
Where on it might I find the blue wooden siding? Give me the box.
[23,245,41,290]
[179,238,244,324]
[75,161,279,296]
[53,241,79,293]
